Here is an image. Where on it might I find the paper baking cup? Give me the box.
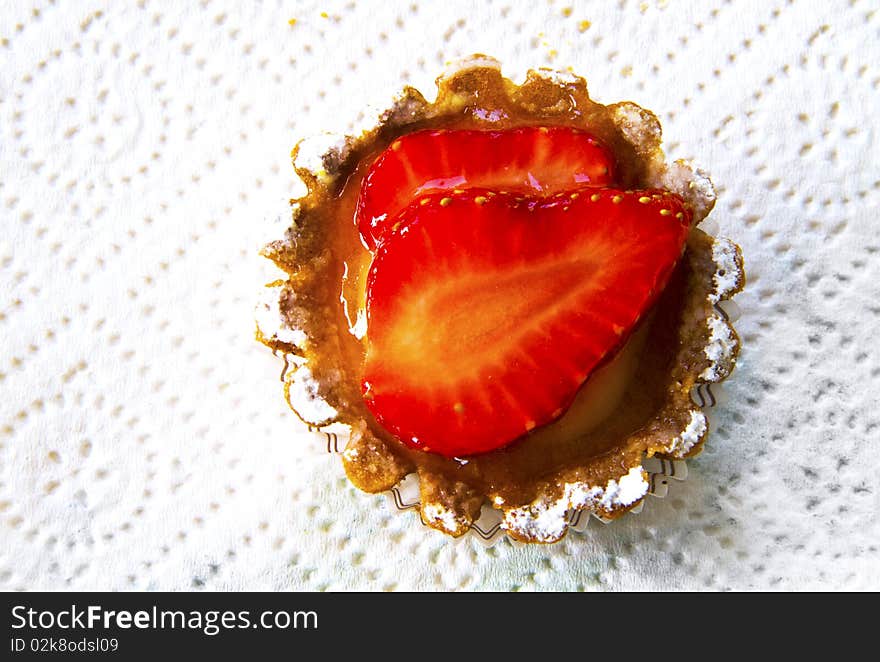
[382,456,688,546]
[296,378,732,546]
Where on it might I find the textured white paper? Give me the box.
[1,0,878,591]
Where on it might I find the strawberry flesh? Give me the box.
[356,127,616,249]
[362,188,692,457]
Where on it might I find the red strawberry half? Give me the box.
[362,187,692,457]
[356,127,616,249]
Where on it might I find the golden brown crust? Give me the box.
[256,55,744,543]
[341,421,411,494]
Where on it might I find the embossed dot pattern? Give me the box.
[1,1,878,590]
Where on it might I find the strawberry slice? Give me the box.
[356,127,616,249]
[362,188,692,457]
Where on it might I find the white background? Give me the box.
[1,0,878,590]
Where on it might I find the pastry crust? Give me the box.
[256,55,745,543]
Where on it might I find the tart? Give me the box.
[256,55,744,543]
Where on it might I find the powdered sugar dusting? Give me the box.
[655,160,716,223]
[294,133,350,185]
[503,494,570,543]
[612,102,661,152]
[597,466,650,509]
[531,67,583,87]
[502,467,649,542]
[709,238,742,303]
[442,54,502,80]
[286,366,338,425]
[667,409,708,456]
[700,314,738,382]
[694,236,743,382]
[255,285,307,348]
[421,502,466,535]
